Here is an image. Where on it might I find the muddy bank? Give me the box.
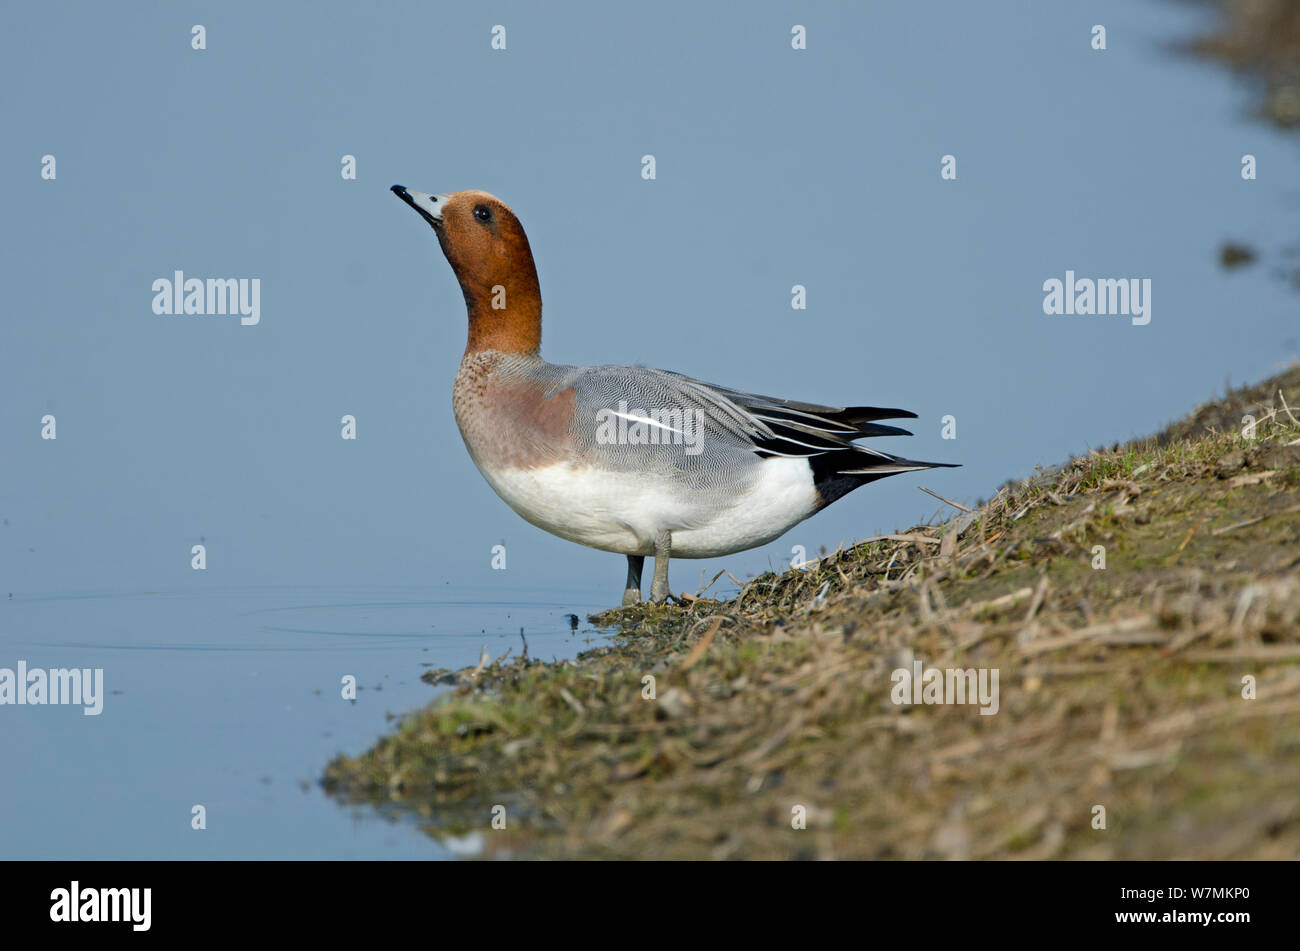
[323,367,1300,858]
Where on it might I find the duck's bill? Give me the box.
[391,185,449,226]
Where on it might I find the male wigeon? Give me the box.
[391,185,956,605]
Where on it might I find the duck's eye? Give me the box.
[473,205,491,222]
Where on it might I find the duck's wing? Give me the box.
[558,364,957,477]
[661,371,958,476]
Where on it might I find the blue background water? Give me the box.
[2,0,1295,858]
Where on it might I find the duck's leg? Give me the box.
[622,555,644,607]
[650,531,672,603]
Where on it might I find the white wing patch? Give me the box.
[606,408,687,438]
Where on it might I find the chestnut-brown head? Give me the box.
[391,186,542,356]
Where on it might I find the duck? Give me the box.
[390,185,956,605]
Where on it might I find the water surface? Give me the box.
[0,585,605,859]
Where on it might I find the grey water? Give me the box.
[3,0,1298,858]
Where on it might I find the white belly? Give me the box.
[474,457,820,558]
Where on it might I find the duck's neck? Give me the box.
[443,244,542,358]
[463,286,541,356]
